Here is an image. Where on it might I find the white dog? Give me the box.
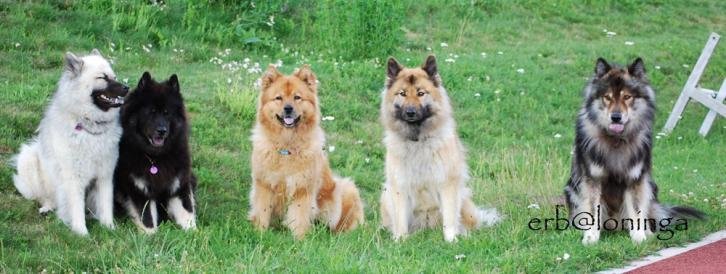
[13,49,128,235]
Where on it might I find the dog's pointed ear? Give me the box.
[422,55,440,86]
[595,57,611,78]
[64,52,83,76]
[261,65,282,90]
[138,71,152,89]
[387,57,402,79]
[90,48,102,56]
[294,64,317,91]
[168,74,180,93]
[628,57,646,79]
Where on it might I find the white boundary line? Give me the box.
[599,229,726,274]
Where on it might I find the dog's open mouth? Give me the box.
[276,114,300,128]
[147,135,166,147]
[98,94,125,106]
[608,123,625,134]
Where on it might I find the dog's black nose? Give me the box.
[156,127,168,136]
[123,85,129,91]
[611,112,622,122]
[405,107,417,117]
[284,104,293,114]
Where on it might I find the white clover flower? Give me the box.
[474,93,481,97]
[328,145,335,152]
[563,253,570,260]
[606,31,616,37]
[624,41,635,46]
[322,116,335,121]
[554,133,562,139]
[364,158,370,163]
[440,42,449,48]
[655,65,661,70]
[527,204,540,209]
[444,58,455,63]
[516,68,525,74]
[497,51,503,55]
[454,254,466,260]
[494,89,501,94]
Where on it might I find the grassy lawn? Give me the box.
[1,0,725,272]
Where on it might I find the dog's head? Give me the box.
[586,57,655,136]
[382,55,449,140]
[63,49,129,112]
[257,65,319,131]
[122,72,187,153]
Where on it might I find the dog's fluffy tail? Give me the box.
[319,175,365,233]
[653,203,706,221]
[13,141,43,200]
[461,188,502,230]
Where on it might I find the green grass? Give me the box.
[1,0,725,272]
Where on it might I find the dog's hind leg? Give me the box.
[440,178,463,243]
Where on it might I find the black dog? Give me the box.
[114,72,197,233]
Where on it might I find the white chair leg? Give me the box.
[699,78,726,136]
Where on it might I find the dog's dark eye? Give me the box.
[603,95,612,101]
[294,95,301,100]
[623,95,632,100]
[398,90,406,97]
[417,91,425,97]
[275,96,282,101]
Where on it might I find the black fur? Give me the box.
[114,72,196,230]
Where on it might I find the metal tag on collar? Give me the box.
[278,149,291,155]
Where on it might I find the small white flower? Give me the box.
[606,31,617,37]
[624,41,635,46]
[563,253,570,260]
[682,64,690,68]
[227,78,232,84]
[480,52,487,57]
[655,135,662,139]
[677,136,683,140]
[123,78,129,84]
[322,116,335,121]
[364,157,370,163]
[454,254,466,260]
[527,204,540,209]
[496,98,501,102]
[445,58,455,63]
[688,192,694,196]
[556,257,562,261]
[516,68,525,74]
[693,169,698,173]
[669,189,674,193]
[703,198,709,202]
[328,145,335,152]
[497,51,504,55]
[655,65,661,70]
[426,47,432,51]
[520,91,525,96]
[355,140,363,144]
[440,42,449,48]
[554,133,562,139]
[474,93,481,97]
[467,76,473,81]
[494,89,501,94]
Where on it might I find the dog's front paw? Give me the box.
[582,229,600,245]
[392,232,409,242]
[38,206,53,215]
[102,221,116,230]
[630,230,647,244]
[444,228,459,243]
[71,226,89,236]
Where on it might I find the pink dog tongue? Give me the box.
[609,124,624,133]
[284,117,294,125]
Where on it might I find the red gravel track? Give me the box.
[627,239,726,274]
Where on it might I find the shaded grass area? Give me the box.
[1,1,725,272]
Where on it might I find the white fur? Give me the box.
[12,52,121,235]
[168,196,197,230]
